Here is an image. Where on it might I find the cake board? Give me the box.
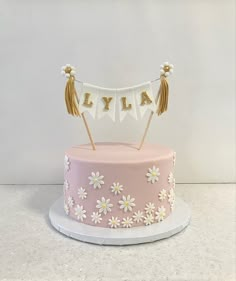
[49,197,191,245]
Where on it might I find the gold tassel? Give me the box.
[65,76,80,117]
[157,76,169,115]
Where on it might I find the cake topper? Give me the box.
[61,62,174,150]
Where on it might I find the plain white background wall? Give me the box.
[0,0,235,184]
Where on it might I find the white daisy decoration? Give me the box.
[173,152,176,166]
[144,213,155,226]
[168,188,175,210]
[64,180,69,190]
[64,203,69,215]
[168,172,175,188]
[110,182,123,195]
[77,187,87,200]
[61,64,76,78]
[64,155,70,172]
[155,206,166,222]
[146,166,160,184]
[96,197,113,215]
[74,205,86,221]
[88,172,104,189]
[67,196,74,208]
[122,217,133,228]
[158,189,167,201]
[108,216,120,228]
[144,202,155,214]
[133,210,144,223]
[160,62,174,77]
[119,195,136,212]
[91,212,102,224]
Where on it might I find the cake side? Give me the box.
[63,143,176,228]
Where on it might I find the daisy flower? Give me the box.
[144,202,155,214]
[158,189,167,201]
[88,172,104,189]
[133,210,144,223]
[96,197,113,215]
[61,64,76,78]
[64,203,69,215]
[64,155,70,172]
[119,195,136,212]
[91,212,102,224]
[108,217,120,228]
[110,182,123,195]
[122,217,133,228]
[77,187,87,200]
[144,213,154,226]
[160,62,174,77]
[146,166,160,184]
[67,196,74,208]
[74,205,86,221]
[155,206,166,222]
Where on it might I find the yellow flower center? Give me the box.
[152,171,157,176]
[102,203,107,209]
[124,201,129,207]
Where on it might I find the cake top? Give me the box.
[66,143,174,164]
[61,62,174,150]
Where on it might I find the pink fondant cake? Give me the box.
[63,143,176,228]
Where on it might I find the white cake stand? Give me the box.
[49,197,191,245]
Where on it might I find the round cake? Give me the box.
[63,142,176,228]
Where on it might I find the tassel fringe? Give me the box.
[65,76,80,117]
[157,76,169,115]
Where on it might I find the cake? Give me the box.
[63,143,176,228]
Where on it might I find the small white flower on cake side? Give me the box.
[119,195,136,212]
[77,187,87,200]
[122,217,133,228]
[158,189,167,201]
[67,196,74,208]
[96,197,113,215]
[146,166,160,184]
[144,213,155,226]
[173,152,176,167]
[168,188,175,210]
[64,155,70,172]
[168,172,175,188]
[91,212,102,224]
[110,182,123,195]
[144,202,155,214]
[133,210,144,223]
[160,62,174,77]
[88,172,105,189]
[61,64,76,78]
[155,206,166,222]
[74,205,86,221]
[108,216,120,228]
[64,203,69,215]
[64,180,69,191]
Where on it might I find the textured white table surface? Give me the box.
[0,184,235,281]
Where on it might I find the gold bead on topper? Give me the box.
[157,62,174,115]
[61,64,80,117]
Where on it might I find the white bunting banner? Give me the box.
[79,81,156,122]
[117,87,137,122]
[80,83,99,118]
[134,82,156,118]
[96,87,116,121]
